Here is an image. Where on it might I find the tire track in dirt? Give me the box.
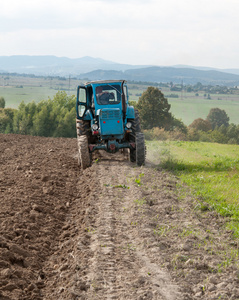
[77,153,181,300]
[70,152,239,300]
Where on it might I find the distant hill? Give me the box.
[79,67,239,86]
[0,55,148,75]
[1,55,239,86]
[172,64,239,76]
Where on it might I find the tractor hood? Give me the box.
[96,108,124,139]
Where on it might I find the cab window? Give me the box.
[95,85,121,105]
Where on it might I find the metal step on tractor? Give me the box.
[76,80,145,169]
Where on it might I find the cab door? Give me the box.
[76,86,87,119]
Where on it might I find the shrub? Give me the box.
[143,127,169,141]
[189,118,211,132]
[187,128,200,141]
[144,127,187,141]
[228,138,238,145]
[208,130,228,144]
[167,129,188,141]
[198,132,213,143]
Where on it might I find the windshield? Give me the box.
[95,84,121,105]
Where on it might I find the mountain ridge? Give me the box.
[1,55,239,85]
[79,66,239,86]
[0,55,149,75]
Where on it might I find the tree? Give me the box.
[206,108,229,130]
[0,97,5,108]
[54,107,76,137]
[189,118,212,132]
[0,108,15,133]
[209,130,228,144]
[226,124,239,144]
[194,82,203,90]
[170,116,188,133]
[136,87,172,129]
[218,124,227,135]
[12,101,37,135]
[0,109,9,132]
[32,105,53,136]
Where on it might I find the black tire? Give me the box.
[129,109,141,162]
[131,109,141,133]
[136,132,145,166]
[78,135,91,169]
[130,148,136,162]
[76,119,97,145]
[76,119,90,137]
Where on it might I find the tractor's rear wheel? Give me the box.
[130,148,136,162]
[136,132,145,166]
[78,135,91,169]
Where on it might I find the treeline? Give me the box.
[0,92,76,137]
[171,82,238,94]
[1,88,239,146]
[134,87,239,145]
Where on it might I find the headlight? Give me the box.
[126,122,132,129]
[92,124,98,130]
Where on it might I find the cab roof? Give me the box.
[85,80,126,86]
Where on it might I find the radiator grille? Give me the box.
[101,109,121,119]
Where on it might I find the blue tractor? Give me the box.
[76,80,145,169]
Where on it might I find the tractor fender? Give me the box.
[84,109,93,120]
[126,105,135,119]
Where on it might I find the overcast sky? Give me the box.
[0,0,238,69]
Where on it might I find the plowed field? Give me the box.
[1,134,239,300]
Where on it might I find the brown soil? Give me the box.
[0,134,239,300]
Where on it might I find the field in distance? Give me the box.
[1,74,239,125]
[0,74,82,108]
[130,84,239,125]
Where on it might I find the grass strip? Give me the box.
[147,140,239,237]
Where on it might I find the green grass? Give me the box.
[147,140,239,237]
[168,97,239,125]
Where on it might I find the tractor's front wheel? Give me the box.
[78,135,91,169]
[136,132,145,166]
[76,119,90,137]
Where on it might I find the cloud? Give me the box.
[0,0,239,68]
